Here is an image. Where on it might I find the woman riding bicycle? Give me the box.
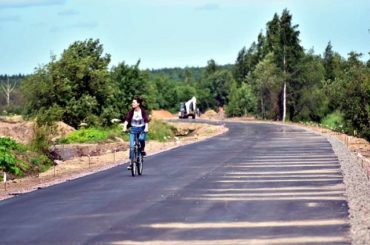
[122,96,149,170]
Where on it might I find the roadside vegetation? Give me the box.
[0,137,52,179]
[57,120,176,144]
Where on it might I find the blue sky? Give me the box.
[0,0,369,74]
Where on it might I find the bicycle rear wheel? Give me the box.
[131,149,137,177]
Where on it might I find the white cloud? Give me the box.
[0,0,66,8]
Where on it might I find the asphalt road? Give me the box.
[0,122,350,244]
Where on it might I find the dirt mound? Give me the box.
[0,121,75,144]
[56,122,75,137]
[0,121,35,144]
[200,109,224,120]
[203,109,217,117]
[151,110,175,120]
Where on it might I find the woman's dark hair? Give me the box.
[134,96,145,108]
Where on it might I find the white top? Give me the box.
[131,109,145,127]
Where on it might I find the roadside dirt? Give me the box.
[0,120,75,144]
[0,120,227,201]
[151,110,176,120]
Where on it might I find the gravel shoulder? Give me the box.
[328,135,370,245]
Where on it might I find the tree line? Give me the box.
[227,9,369,139]
[1,9,369,140]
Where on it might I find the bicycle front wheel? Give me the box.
[131,149,137,177]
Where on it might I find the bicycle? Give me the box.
[129,132,144,177]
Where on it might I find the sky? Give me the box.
[0,0,369,74]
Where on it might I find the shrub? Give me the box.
[0,137,52,177]
[321,111,345,131]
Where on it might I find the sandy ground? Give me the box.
[0,122,227,201]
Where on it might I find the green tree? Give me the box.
[110,60,155,121]
[151,75,178,112]
[293,50,327,121]
[323,41,335,81]
[22,39,112,128]
[205,59,218,76]
[226,81,256,117]
[206,70,234,107]
[278,9,304,122]
[337,53,370,139]
[250,53,284,119]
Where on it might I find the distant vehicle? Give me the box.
[179,97,197,119]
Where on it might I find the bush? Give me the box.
[321,111,345,131]
[0,137,21,175]
[0,137,52,177]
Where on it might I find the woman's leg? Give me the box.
[139,128,146,154]
[129,131,135,160]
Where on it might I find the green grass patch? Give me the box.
[147,120,176,142]
[58,126,123,144]
[59,120,177,144]
[321,111,345,132]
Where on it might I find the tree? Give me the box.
[110,60,155,121]
[264,9,305,121]
[233,47,248,84]
[0,77,16,107]
[206,70,234,107]
[323,41,335,81]
[233,43,260,85]
[293,50,327,121]
[151,75,178,112]
[337,53,370,139]
[22,39,112,127]
[205,59,218,76]
[250,53,284,119]
[226,81,256,117]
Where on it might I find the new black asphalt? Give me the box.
[0,122,350,244]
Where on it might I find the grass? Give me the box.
[58,120,177,144]
[58,126,123,144]
[147,120,176,142]
[321,111,345,132]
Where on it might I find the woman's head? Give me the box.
[132,96,144,109]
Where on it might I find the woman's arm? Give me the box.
[144,122,149,132]
[123,121,128,132]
